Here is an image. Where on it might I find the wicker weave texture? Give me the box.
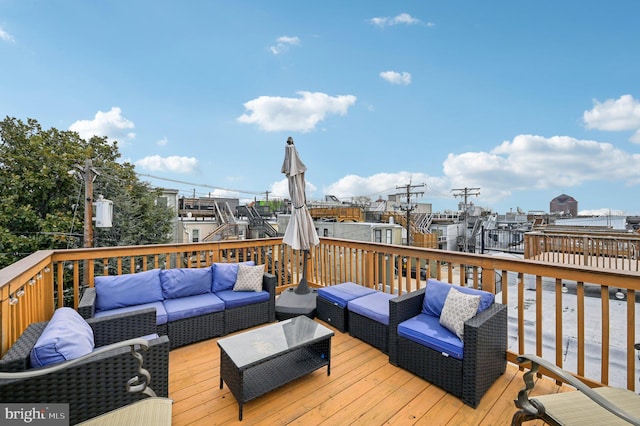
[348,310,389,354]
[317,297,348,332]
[168,311,224,349]
[0,310,170,425]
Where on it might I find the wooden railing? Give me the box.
[2,237,640,392]
[525,231,640,271]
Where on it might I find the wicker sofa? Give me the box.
[79,263,276,349]
[389,280,507,408]
[0,308,169,425]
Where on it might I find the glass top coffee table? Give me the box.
[218,315,334,420]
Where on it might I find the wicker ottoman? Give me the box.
[317,282,377,332]
[348,291,396,353]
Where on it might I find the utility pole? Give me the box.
[395,182,425,246]
[82,159,96,248]
[264,190,270,202]
[452,187,480,252]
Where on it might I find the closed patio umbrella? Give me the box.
[281,136,319,295]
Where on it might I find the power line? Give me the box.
[135,173,266,196]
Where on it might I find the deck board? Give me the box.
[169,319,572,425]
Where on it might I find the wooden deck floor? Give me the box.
[169,320,570,425]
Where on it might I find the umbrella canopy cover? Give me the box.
[281,138,319,251]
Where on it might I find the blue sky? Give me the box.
[2,1,640,215]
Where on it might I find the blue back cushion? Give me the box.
[211,261,254,292]
[95,269,163,311]
[422,279,494,317]
[160,267,212,299]
[30,307,95,367]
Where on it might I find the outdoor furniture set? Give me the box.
[318,279,508,408]
[78,262,277,348]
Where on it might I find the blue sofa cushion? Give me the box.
[211,261,255,292]
[347,291,395,325]
[94,301,168,326]
[422,278,494,317]
[30,307,95,367]
[95,269,163,311]
[398,313,464,360]
[216,289,270,309]
[318,282,377,308]
[163,293,225,322]
[160,267,212,299]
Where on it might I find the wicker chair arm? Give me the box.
[78,287,97,319]
[389,288,426,365]
[87,308,158,347]
[515,354,640,426]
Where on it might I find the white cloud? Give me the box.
[0,26,15,43]
[369,13,427,28]
[157,137,168,147]
[69,107,135,143]
[270,177,317,198]
[323,172,443,201]
[443,134,640,202]
[380,71,412,85]
[237,91,357,132]
[319,134,640,206]
[583,94,640,143]
[269,35,300,55]
[135,155,198,173]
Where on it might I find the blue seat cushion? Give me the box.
[215,289,270,309]
[398,313,464,360]
[95,269,164,311]
[95,301,168,326]
[347,291,395,325]
[160,267,212,299]
[30,307,95,367]
[318,282,377,308]
[162,293,225,322]
[211,261,255,292]
[422,278,494,317]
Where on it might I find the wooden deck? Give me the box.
[169,319,570,425]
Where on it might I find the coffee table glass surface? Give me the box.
[218,315,332,369]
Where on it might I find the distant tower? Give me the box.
[550,194,578,217]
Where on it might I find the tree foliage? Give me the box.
[0,117,174,268]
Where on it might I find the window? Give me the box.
[386,229,392,244]
[192,229,200,243]
[374,229,382,243]
[323,228,329,237]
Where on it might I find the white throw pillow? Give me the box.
[233,264,265,292]
[439,288,481,341]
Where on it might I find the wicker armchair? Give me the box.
[389,287,507,408]
[0,308,169,425]
[512,353,640,425]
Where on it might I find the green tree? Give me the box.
[0,117,174,268]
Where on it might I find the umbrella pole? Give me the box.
[295,249,310,295]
